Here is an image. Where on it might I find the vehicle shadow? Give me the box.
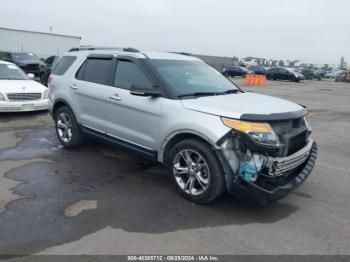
[0,124,299,254]
[0,110,49,121]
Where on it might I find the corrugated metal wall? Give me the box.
[192,54,234,72]
[0,28,81,58]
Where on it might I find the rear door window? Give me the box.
[114,60,153,90]
[52,56,77,76]
[77,58,115,85]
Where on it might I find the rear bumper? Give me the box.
[0,99,49,112]
[225,141,317,204]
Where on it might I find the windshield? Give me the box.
[149,60,239,96]
[285,68,297,73]
[0,64,29,80]
[11,52,40,62]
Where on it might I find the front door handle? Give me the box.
[109,94,121,101]
[69,83,78,90]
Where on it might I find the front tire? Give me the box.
[54,106,85,148]
[168,139,225,204]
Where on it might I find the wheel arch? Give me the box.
[159,130,219,164]
[52,99,74,119]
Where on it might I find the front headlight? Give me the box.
[222,117,280,146]
[0,93,5,101]
[43,89,49,99]
[303,116,312,132]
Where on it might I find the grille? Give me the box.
[271,119,309,156]
[288,131,308,155]
[269,139,313,176]
[7,93,42,101]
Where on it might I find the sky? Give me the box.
[1,0,349,65]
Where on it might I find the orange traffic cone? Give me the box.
[244,74,251,85]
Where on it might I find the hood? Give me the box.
[181,92,304,120]
[0,80,47,93]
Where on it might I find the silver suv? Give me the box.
[48,47,317,204]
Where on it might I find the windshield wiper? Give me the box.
[219,89,241,94]
[178,91,222,98]
[178,89,241,98]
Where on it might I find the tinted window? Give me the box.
[52,56,77,76]
[78,58,114,85]
[0,52,11,61]
[45,56,55,65]
[114,60,153,90]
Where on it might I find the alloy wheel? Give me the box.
[56,112,73,143]
[173,149,210,196]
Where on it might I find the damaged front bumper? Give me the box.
[217,137,318,204]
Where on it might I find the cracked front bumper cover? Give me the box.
[226,141,317,204]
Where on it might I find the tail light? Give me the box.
[47,75,53,85]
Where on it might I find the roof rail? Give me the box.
[172,52,192,56]
[69,46,140,52]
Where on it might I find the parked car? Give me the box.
[0,60,49,112]
[0,51,48,78]
[266,67,304,82]
[314,69,327,79]
[335,70,350,82]
[300,68,316,80]
[48,47,317,204]
[324,70,343,79]
[40,56,61,86]
[222,66,253,77]
[247,65,266,75]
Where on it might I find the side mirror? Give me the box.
[27,73,35,80]
[130,84,162,97]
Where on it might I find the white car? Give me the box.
[0,60,49,112]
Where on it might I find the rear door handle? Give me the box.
[109,94,121,101]
[69,83,78,90]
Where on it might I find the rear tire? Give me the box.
[168,139,225,204]
[54,106,85,148]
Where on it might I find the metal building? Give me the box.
[191,54,234,72]
[0,27,81,58]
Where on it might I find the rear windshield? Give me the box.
[52,56,76,76]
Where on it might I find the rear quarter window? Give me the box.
[51,56,77,76]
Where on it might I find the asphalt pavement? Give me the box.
[0,79,349,255]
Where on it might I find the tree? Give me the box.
[322,64,329,70]
[278,60,285,67]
